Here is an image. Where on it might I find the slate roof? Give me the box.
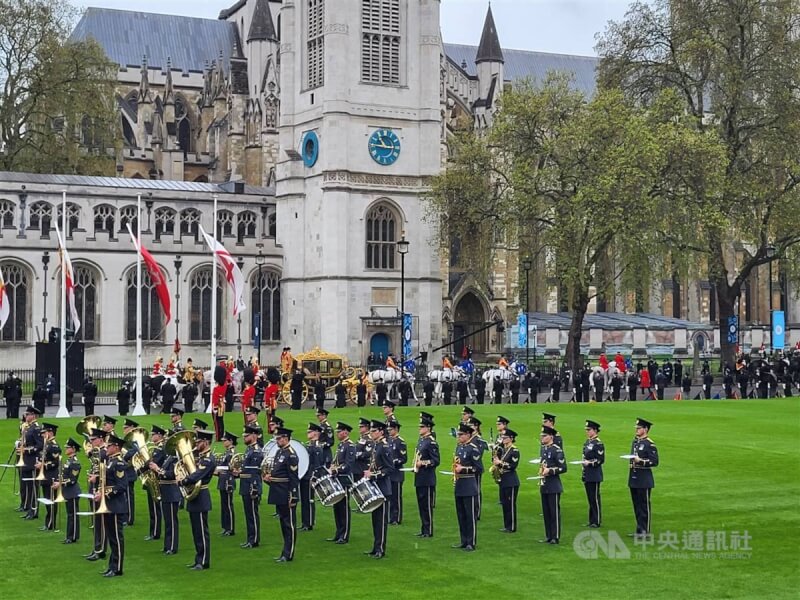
[526,312,707,330]
[475,5,504,64]
[444,43,599,97]
[70,8,239,73]
[247,0,278,42]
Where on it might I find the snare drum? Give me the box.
[310,472,346,507]
[350,478,385,513]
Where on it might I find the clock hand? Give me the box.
[370,142,392,149]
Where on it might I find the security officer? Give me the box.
[334,377,347,408]
[316,408,334,467]
[353,418,372,482]
[509,377,520,404]
[19,405,43,520]
[265,427,300,562]
[628,418,659,538]
[581,420,604,528]
[37,422,61,531]
[452,423,481,551]
[387,421,407,525]
[356,378,368,407]
[100,434,129,577]
[442,380,453,405]
[363,420,394,559]
[300,423,324,531]
[314,378,327,411]
[494,428,520,533]
[474,376,486,405]
[328,422,356,544]
[144,425,166,541]
[56,437,82,543]
[151,435,180,555]
[237,424,264,548]
[83,376,98,416]
[456,378,468,405]
[181,430,216,570]
[215,431,237,536]
[414,414,439,538]
[539,425,567,544]
[3,371,22,418]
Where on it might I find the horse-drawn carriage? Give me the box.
[281,347,370,405]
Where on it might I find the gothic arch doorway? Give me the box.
[453,292,488,357]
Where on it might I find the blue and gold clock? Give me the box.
[301,130,319,167]
[368,128,401,165]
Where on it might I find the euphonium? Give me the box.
[15,421,29,468]
[53,456,66,504]
[165,431,200,501]
[94,461,111,514]
[76,416,102,456]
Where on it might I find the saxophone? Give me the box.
[491,445,512,483]
[411,447,421,474]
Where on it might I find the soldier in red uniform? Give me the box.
[241,368,257,424]
[264,367,281,422]
[211,366,227,441]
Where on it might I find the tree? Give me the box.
[427,75,666,369]
[0,0,117,174]
[597,0,800,367]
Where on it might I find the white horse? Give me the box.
[427,367,470,401]
[483,368,516,400]
[367,368,409,401]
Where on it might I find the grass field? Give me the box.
[0,400,797,599]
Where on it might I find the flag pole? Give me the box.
[208,194,218,414]
[56,191,69,418]
[133,194,146,416]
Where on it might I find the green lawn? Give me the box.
[0,400,797,599]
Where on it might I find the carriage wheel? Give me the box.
[281,381,293,405]
[346,382,358,405]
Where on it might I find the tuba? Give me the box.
[165,431,200,501]
[124,428,160,500]
[76,416,102,457]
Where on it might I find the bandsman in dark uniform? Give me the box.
[539,425,566,544]
[353,418,372,482]
[265,427,300,562]
[192,418,209,432]
[452,423,481,551]
[181,430,216,570]
[150,435,180,555]
[300,423,324,531]
[215,431,238,536]
[494,416,510,505]
[316,408,334,468]
[101,415,117,438]
[99,434,129,577]
[542,413,564,450]
[414,414,439,537]
[581,420,604,528]
[168,407,185,435]
[461,405,475,424]
[37,422,61,531]
[56,437,83,543]
[244,406,265,447]
[328,422,356,543]
[628,418,659,538]
[363,420,395,559]
[494,428,520,533]
[237,424,264,548]
[85,428,108,561]
[468,417,488,520]
[387,421,407,525]
[144,425,166,541]
[382,400,398,429]
[121,418,140,526]
[19,406,43,520]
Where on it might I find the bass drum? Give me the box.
[310,472,346,507]
[262,439,309,479]
[350,478,385,513]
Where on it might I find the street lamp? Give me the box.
[237,256,245,360]
[174,255,182,353]
[521,255,532,368]
[397,235,410,376]
[255,246,265,365]
[41,251,50,341]
[766,244,775,353]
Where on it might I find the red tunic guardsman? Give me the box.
[152,356,164,376]
[264,367,282,421]
[211,366,227,441]
[241,368,257,423]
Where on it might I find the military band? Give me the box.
[453,423,481,551]
[145,425,166,541]
[387,421,407,525]
[100,433,129,577]
[300,423,324,531]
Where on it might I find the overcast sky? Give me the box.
[79,0,635,57]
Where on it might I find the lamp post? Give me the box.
[255,246,265,365]
[397,235,410,376]
[174,255,182,353]
[236,256,244,360]
[521,255,532,368]
[766,244,775,353]
[41,251,50,341]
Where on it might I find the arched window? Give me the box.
[126,266,165,341]
[237,211,257,244]
[0,262,29,342]
[180,208,201,241]
[122,116,137,147]
[81,115,93,146]
[68,265,99,341]
[154,207,176,241]
[57,202,81,237]
[175,96,193,158]
[93,204,115,237]
[251,270,280,341]
[365,202,398,270]
[268,212,277,238]
[216,210,234,240]
[190,267,223,341]
[29,201,52,237]
[119,205,138,233]
[0,199,15,229]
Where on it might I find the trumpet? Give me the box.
[452,457,459,486]
[411,447,420,474]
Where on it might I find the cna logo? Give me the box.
[573,530,631,559]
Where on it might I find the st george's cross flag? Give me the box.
[54,222,81,336]
[199,225,247,316]
[0,267,10,331]
[127,224,172,324]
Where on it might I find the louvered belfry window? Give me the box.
[361,0,401,84]
[307,0,325,88]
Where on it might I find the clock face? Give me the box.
[368,128,401,165]
[301,131,319,167]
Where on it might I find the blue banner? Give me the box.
[726,315,738,344]
[402,313,412,358]
[517,313,528,349]
[253,313,261,348]
[772,310,785,350]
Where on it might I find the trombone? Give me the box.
[93,461,111,515]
